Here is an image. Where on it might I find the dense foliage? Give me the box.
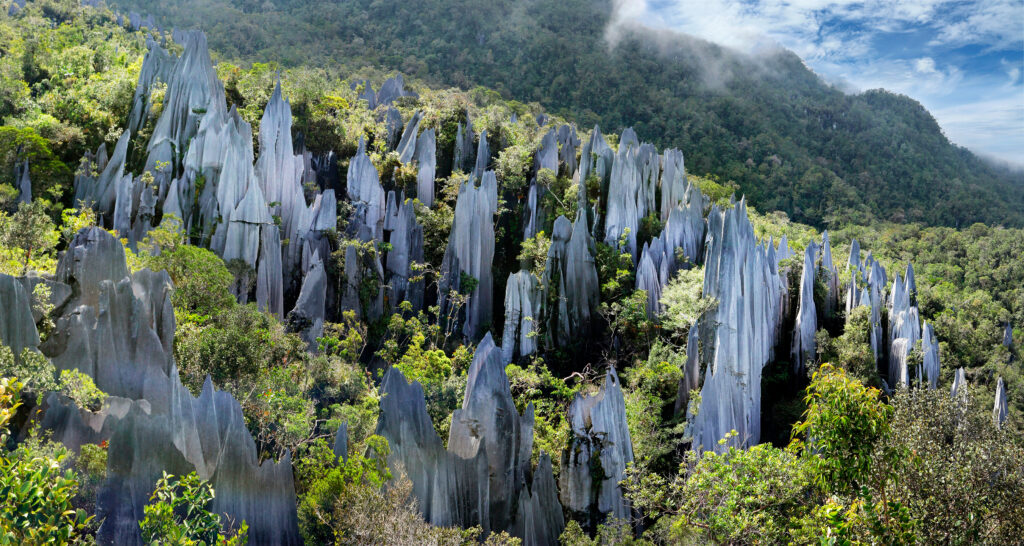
[108,0,1024,228]
[0,2,1021,544]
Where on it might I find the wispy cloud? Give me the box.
[617,0,1024,164]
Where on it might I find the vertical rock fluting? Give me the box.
[14,228,300,545]
[346,138,387,243]
[603,129,642,262]
[542,212,599,349]
[16,160,31,203]
[688,199,786,452]
[577,126,613,235]
[375,335,564,544]
[287,251,326,351]
[384,195,425,312]
[128,38,175,139]
[560,368,635,526]
[439,173,497,340]
[791,243,818,374]
[993,376,1007,428]
[501,270,541,363]
[414,128,436,207]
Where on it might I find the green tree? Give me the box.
[0,200,59,274]
[140,471,248,545]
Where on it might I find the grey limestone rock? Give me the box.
[556,124,580,177]
[660,149,686,222]
[542,212,599,349]
[473,129,491,180]
[128,39,176,139]
[993,376,1007,427]
[376,74,417,106]
[501,270,541,363]
[439,173,497,340]
[453,114,476,174]
[333,422,348,462]
[396,110,423,164]
[375,336,563,543]
[16,160,31,203]
[30,228,299,545]
[75,129,131,221]
[950,367,967,400]
[0,273,39,357]
[384,196,425,312]
[603,130,643,262]
[673,324,702,416]
[560,368,634,525]
[346,138,387,242]
[920,322,940,389]
[414,128,437,207]
[688,199,786,452]
[255,224,284,318]
[288,251,326,351]
[791,243,818,374]
[1004,323,1014,348]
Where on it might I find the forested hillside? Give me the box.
[108,0,1024,229]
[0,1,1022,544]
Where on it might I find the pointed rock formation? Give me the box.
[288,251,326,351]
[993,377,1007,428]
[560,368,634,525]
[501,270,541,363]
[950,367,967,400]
[16,160,31,203]
[346,138,387,243]
[791,243,818,374]
[384,195,425,312]
[542,212,599,349]
[414,128,436,207]
[375,335,564,543]
[439,173,497,340]
[688,199,786,452]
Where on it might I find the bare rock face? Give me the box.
[501,270,541,363]
[0,273,39,357]
[820,231,840,319]
[396,111,423,164]
[560,368,634,526]
[376,73,417,106]
[288,251,326,351]
[414,128,437,207]
[791,243,818,374]
[688,199,787,452]
[473,129,491,180]
[128,39,176,139]
[341,242,385,321]
[74,129,131,221]
[19,228,300,545]
[254,82,308,278]
[542,212,599,349]
[556,124,580,177]
[921,322,940,389]
[951,367,967,400]
[144,31,222,182]
[16,160,31,203]
[604,129,643,262]
[453,114,476,174]
[439,173,497,340]
[255,222,284,318]
[888,270,922,388]
[384,195,425,312]
[847,246,887,363]
[659,149,685,221]
[673,324,702,416]
[578,125,613,233]
[346,138,387,242]
[1005,323,1014,349]
[375,335,564,544]
[993,376,1007,427]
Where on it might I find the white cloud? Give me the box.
[612,0,1024,164]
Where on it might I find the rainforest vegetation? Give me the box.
[0,1,1021,544]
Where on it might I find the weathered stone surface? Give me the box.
[557,125,580,176]
[385,195,425,312]
[1005,323,1014,348]
[75,129,131,220]
[341,243,385,321]
[346,138,387,242]
[396,111,423,164]
[688,199,786,452]
[16,160,31,203]
[543,212,599,349]
[414,128,436,207]
[791,243,818,374]
[951,367,967,400]
[560,368,634,525]
[660,149,686,221]
[26,228,300,545]
[0,273,39,357]
[888,337,912,391]
[453,114,476,174]
[535,129,559,174]
[501,270,541,363]
[473,129,490,180]
[376,336,564,543]
[921,322,940,389]
[820,231,840,319]
[333,422,348,462]
[673,324,702,416]
[439,173,497,340]
[604,130,642,261]
[288,251,326,351]
[128,39,176,138]
[993,376,1007,427]
[254,82,307,277]
[255,224,284,318]
[376,73,417,106]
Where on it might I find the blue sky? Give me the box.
[613,0,1024,165]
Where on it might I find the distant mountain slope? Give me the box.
[112,0,1024,228]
